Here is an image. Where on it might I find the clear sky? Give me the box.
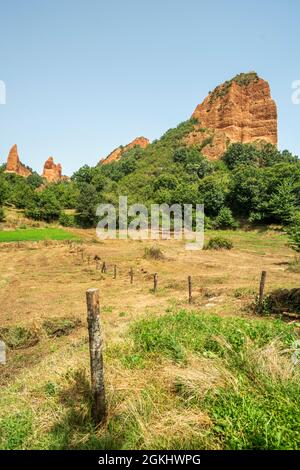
[0,0,299,175]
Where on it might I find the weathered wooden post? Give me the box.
[101,261,107,273]
[188,276,192,304]
[113,265,117,279]
[86,288,106,425]
[130,267,134,284]
[153,273,158,293]
[257,270,267,313]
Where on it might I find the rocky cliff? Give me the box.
[100,136,149,165]
[186,72,278,159]
[42,157,63,182]
[4,144,32,177]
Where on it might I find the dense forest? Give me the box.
[1,118,300,248]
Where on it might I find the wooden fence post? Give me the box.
[258,270,267,313]
[113,265,117,279]
[86,288,106,425]
[188,276,192,304]
[153,273,158,293]
[130,268,133,284]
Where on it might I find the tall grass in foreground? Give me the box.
[1,311,299,450]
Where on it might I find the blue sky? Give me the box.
[0,0,299,175]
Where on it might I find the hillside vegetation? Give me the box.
[1,119,299,239]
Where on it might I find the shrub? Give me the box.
[59,212,75,227]
[143,246,164,260]
[262,288,300,315]
[288,222,300,252]
[204,215,214,230]
[214,207,238,229]
[75,183,99,228]
[205,236,233,250]
[25,191,61,222]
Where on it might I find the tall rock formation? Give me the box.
[42,157,62,182]
[4,144,32,177]
[100,136,149,165]
[186,72,278,159]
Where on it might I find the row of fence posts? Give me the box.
[77,245,268,308]
[75,246,195,302]
[85,270,268,425]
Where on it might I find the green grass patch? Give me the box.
[126,310,296,363]
[0,228,79,243]
[0,410,33,449]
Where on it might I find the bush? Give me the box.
[263,288,300,315]
[59,212,75,227]
[143,246,164,260]
[204,215,214,230]
[205,236,233,250]
[214,207,238,229]
[288,222,300,252]
[25,191,61,222]
[75,183,99,228]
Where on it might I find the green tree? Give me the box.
[288,221,300,252]
[230,165,269,219]
[25,190,61,221]
[214,207,238,229]
[198,174,230,216]
[269,179,297,224]
[75,183,99,228]
[222,143,259,169]
[27,172,44,189]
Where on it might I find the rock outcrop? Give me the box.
[100,136,149,165]
[42,157,62,182]
[186,72,278,159]
[4,144,32,177]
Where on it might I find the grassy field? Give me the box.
[0,228,299,449]
[0,228,78,243]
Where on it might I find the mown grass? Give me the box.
[0,228,78,243]
[1,311,299,450]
